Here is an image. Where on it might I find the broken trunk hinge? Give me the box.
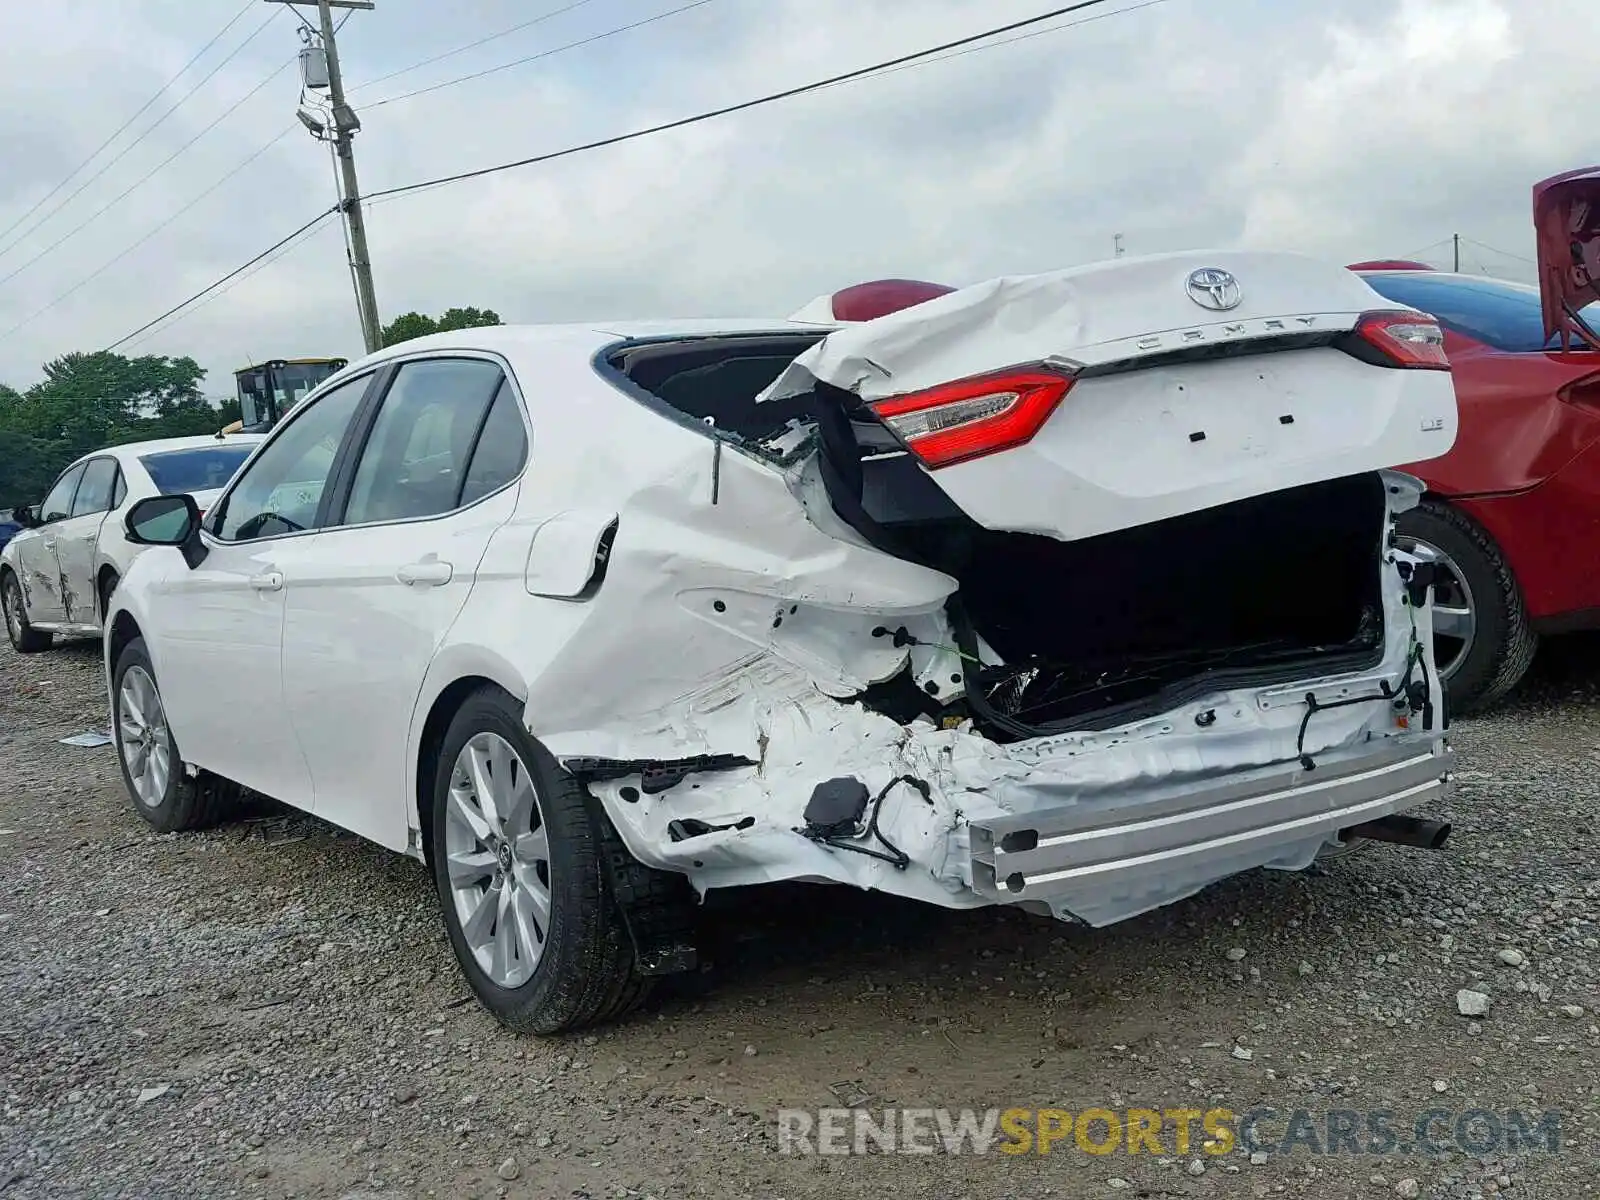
[796,775,933,870]
[710,438,722,505]
[1294,641,1428,770]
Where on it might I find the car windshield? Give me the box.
[138,446,255,495]
[1362,272,1600,352]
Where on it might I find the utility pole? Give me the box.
[1114,233,1125,259]
[268,0,383,354]
[1453,233,1460,273]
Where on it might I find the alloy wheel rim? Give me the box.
[3,582,20,642]
[443,732,552,989]
[117,666,172,808]
[1394,535,1476,684]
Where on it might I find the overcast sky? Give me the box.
[0,0,1586,393]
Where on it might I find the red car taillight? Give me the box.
[868,366,1076,469]
[1352,310,1450,369]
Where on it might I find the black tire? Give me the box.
[430,686,651,1034]
[1396,499,1537,714]
[1,569,51,653]
[98,569,119,625]
[111,637,235,833]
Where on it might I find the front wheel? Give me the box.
[2,570,52,653]
[112,638,235,832]
[430,687,651,1034]
[1394,500,1537,715]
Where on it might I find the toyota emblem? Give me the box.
[1185,267,1242,311]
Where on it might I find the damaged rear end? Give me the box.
[581,250,1461,927]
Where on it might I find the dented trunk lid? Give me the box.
[762,250,1461,542]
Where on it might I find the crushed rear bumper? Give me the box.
[969,739,1453,922]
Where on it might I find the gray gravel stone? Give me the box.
[5,627,1600,1198]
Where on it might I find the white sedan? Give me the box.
[2,433,262,652]
[105,251,1460,1034]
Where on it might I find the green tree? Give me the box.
[382,306,502,347]
[0,351,227,510]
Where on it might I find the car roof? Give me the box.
[334,320,830,370]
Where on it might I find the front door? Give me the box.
[277,358,526,851]
[149,373,374,808]
[16,462,86,624]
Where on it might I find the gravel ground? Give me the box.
[3,636,1600,1199]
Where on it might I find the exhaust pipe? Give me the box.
[1341,815,1451,850]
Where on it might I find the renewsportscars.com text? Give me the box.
[775,1107,1563,1157]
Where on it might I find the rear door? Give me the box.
[274,356,527,852]
[761,250,1461,543]
[51,456,119,625]
[16,463,86,623]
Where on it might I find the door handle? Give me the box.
[248,571,284,592]
[396,560,453,587]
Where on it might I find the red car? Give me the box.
[1348,165,1600,711]
[807,169,1600,713]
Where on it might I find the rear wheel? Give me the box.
[1,570,51,653]
[430,687,651,1034]
[1394,500,1537,714]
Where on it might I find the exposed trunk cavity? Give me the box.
[882,472,1389,736]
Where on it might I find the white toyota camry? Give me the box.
[2,433,263,653]
[103,250,1461,1033]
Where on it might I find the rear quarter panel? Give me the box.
[1396,336,1600,622]
[1402,337,1600,495]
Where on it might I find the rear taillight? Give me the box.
[868,366,1075,469]
[1351,310,1450,369]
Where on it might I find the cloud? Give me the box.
[0,0,1590,392]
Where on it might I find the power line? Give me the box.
[102,0,1149,350]
[0,58,295,291]
[365,0,718,109]
[104,208,337,352]
[0,0,259,252]
[0,7,282,263]
[1462,236,1535,266]
[349,0,603,94]
[122,216,341,352]
[365,0,1132,202]
[1396,237,1455,262]
[0,127,297,342]
[811,0,1171,90]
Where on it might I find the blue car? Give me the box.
[0,516,19,556]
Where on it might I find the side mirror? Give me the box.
[125,494,208,568]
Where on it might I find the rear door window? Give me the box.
[458,381,528,507]
[341,358,506,526]
[70,458,119,516]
